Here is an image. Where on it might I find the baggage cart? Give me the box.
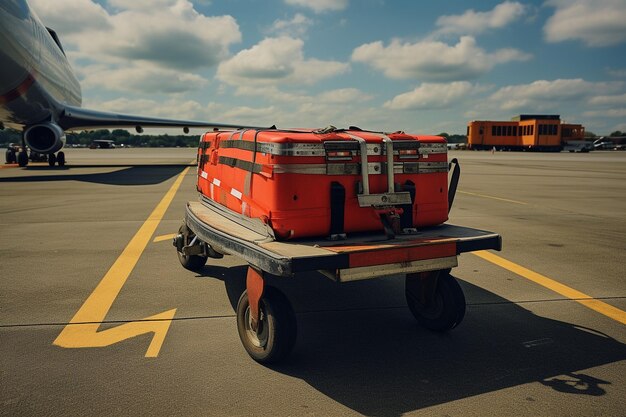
[174,193,502,364]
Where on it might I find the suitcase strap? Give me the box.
[341,133,412,208]
[329,182,346,240]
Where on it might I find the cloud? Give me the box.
[589,93,626,106]
[267,13,314,37]
[283,0,348,14]
[607,68,626,78]
[544,0,626,47]
[30,0,111,34]
[221,106,279,121]
[351,36,530,81]
[216,37,349,87]
[489,79,622,110]
[435,1,526,35]
[31,0,241,70]
[81,66,208,94]
[384,82,482,110]
[317,88,373,104]
[84,97,208,120]
[583,109,626,118]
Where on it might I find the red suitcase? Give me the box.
[196,127,449,240]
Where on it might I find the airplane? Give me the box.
[0,0,261,167]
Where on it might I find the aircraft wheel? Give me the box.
[236,287,297,364]
[57,152,66,167]
[48,153,57,166]
[17,151,28,167]
[405,271,466,331]
[5,149,16,164]
[175,224,207,271]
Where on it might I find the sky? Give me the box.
[29,0,626,135]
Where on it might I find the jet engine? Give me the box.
[24,122,66,154]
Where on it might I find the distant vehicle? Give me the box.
[593,138,614,150]
[89,139,116,149]
[563,141,593,153]
[594,136,626,150]
[467,115,585,152]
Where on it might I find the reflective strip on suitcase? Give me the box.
[271,161,448,175]
[211,159,447,175]
[219,140,446,156]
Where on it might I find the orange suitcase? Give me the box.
[196,127,450,240]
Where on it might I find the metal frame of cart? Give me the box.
[174,199,502,364]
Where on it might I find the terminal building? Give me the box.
[467,115,585,151]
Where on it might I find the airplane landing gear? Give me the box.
[5,148,17,164]
[47,152,66,167]
[7,142,67,168]
[17,151,29,167]
[57,151,65,167]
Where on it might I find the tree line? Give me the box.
[3,128,624,149]
[0,128,201,148]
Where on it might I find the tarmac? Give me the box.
[1,148,625,417]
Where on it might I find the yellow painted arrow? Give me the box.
[54,167,190,357]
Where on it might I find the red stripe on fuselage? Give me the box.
[0,72,36,105]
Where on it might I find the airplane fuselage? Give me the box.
[1,0,259,166]
[0,0,81,130]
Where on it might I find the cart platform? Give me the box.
[185,200,501,281]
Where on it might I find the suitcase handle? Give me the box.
[448,158,460,213]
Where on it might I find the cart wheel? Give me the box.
[48,153,56,166]
[236,287,297,364]
[176,224,207,271]
[405,271,466,331]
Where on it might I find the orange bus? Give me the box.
[467,115,584,152]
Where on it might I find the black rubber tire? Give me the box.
[57,152,65,167]
[175,224,207,271]
[48,153,56,166]
[406,271,466,331]
[17,151,28,167]
[236,287,297,364]
[5,149,16,164]
[177,251,207,271]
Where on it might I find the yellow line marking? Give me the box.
[458,190,527,205]
[54,167,190,357]
[474,250,626,326]
[153,233,176,243]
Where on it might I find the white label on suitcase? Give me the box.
[213,178,221,186]
[230,188,243,200]
[200,171,208,179]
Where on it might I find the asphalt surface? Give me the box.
[1,148,625,417]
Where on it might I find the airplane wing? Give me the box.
[58,105,268,132]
